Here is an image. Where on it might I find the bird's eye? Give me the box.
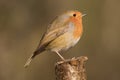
[73,14,76,17]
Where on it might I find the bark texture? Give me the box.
[55,56,88,80]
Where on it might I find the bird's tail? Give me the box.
[24,48,44,68]
[24,53,35,68]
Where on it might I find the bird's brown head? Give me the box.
[63,10,85,39]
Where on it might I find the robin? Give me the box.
[24,10,86,68]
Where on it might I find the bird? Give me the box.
[24,10,86,68]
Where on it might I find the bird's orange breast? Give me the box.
[70,17,83,39]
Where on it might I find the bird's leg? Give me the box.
[55,51,65,61]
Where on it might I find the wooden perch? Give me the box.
[55,56,88,80]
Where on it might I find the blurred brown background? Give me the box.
[0,0,120,80]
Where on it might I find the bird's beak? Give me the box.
[82,14,86,17]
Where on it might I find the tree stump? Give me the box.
[55,56,88,80]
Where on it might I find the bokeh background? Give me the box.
[0,0,120,80]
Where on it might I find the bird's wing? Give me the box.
[38,24,69,48]
[35,19,74,52]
